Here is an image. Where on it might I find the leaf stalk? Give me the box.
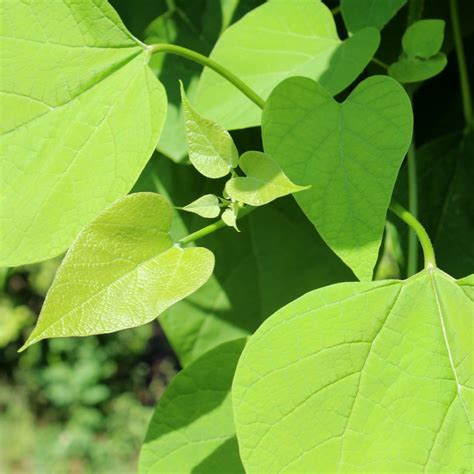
[389,200,436,270]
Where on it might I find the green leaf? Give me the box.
[181,83,238,178]
[0,0,167,266]
[139,338,246,474]
[341,0,407,32]
[179,194,221,219]
[222,203,240,231]
[263,76,413,281]
[225,152,309,206]
[402,19,445,59]
[233,268,473,472]
[195,0,380,130]
[389,53,447,83]
[20,193,214,351]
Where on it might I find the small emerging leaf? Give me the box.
[389,53,447,83]
[233,269,473,472]
[225,152,309,206]
[179,194,221,218]
[180,82,238,178]
[222,203,240,232]
[139,338,246,473]
[402,19,445,59]
[20,193,215,351]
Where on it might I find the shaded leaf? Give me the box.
[402,19,445,59]
[225,151,308,206]
[139,338,246,474]
[0,0,167,266]
[181,83,238,178]
[233,269,473,472]
[389,53,447,83]
[20,193,214,350]
[179,194,221,219]
[341,0,407,32]
[195,0,380,129]
[263,76,413,281]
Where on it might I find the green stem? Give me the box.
[331,5,341,16]
[147,43,266,110]
[179,206,255,245]
[449,0,473,128]
[389,201,436,270]
[407,0,424,26]
[371,57,389,70]
[406,139,418,276]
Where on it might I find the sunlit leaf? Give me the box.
[225,151,308,206]
[233,269,473,472]
[222,203,240,231]
[195,0,380,129]
[139,338,246,474]
[20,193,214,351]
[179,194,221,219]
[402,19,445,58]
[181,83,238,178]
[0,0,167,266]
[263,76,413,281]
[341,0,407,32]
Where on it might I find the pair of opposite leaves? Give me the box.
[1,0,381,267]
[138,268,473,473]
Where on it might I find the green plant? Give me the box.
[1,0,473,472]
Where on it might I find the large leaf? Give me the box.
[233,268,473,472]
[341,0,407,33]
[139,338,246,474]
[263,76,413,281]
[20,193,214,351]
[0,0,167,266]
[195,0,380,130]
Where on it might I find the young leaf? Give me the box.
[262,76,413,281]
[179,194,221,219]
[389,54,448,83]
[233,269,473,473]
[222,204,240,231]
[341,0,407,32]
[225,152,309,206]
[181,83,238,178]
[0,0,167,267]
[20,193,214,351]
[402,19,445,59]
[139,338,246,474]
[195,0,380,129]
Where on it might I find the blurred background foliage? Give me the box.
[1,0,473,472]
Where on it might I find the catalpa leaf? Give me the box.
[139,338,246,474]
[341,0,407,33]
[389,53,447,83]
[263,76,413,281]
[402,19,445,59]
[233,269,473,473]
[181,83,238,178]
[195,0,380,129]
[179,194,221,219]
[20,193,214,351]
[0,0,167,266]
[225,151,309,206]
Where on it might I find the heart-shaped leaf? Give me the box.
[181,83,238,178]
[195,0,380,129]
[0,0,167,266]
[233,269,473,472]
[179,194,221,219]
[20,193,214,351]
[341,0,407,33]
[139,338,246,474]
[225,151,308,206]
[263,75,413,280]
